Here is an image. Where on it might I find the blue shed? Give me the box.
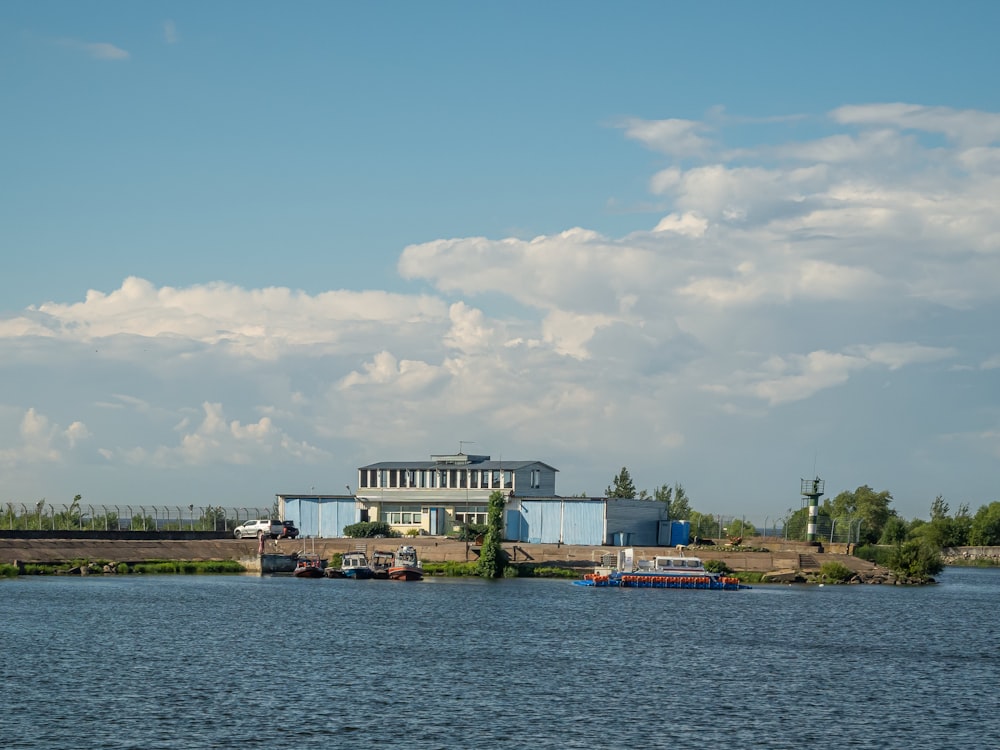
[504,497,665,546]
[276,494,360,538]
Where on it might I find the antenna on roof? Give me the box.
[459,440,475,454]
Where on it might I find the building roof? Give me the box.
[358,457,558,472]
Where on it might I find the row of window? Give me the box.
[359,468,515,490]
[383,506,488,526]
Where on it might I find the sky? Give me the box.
[2,1,999,524]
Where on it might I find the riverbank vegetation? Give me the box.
[2,559,246,576]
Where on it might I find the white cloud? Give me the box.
[620,117,713,157]
[3,101,999,513]
[832,103,1000,147]
[99,402,328,468]
[56,38,130,61]
[0,408,88,467]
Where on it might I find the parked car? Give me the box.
[278,520,299,539]
[233,519,284,539]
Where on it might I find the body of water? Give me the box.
[2,567,998,749]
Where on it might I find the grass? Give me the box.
[1,559,246,576]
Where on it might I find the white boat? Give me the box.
[575,547,745,590]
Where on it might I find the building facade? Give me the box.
[356,452,558,536]
[279,451,671,545]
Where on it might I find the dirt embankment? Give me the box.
[0,536,876,575]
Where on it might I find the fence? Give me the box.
[1,503,274,533]
[688,513,865,544]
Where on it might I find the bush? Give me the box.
[819,561,853,583]
[453,523,487,542]
[0,564,19,578]
[422,561,479,577]
[342,521,397,538]
[703,559,732,574]
[854,544,894,566]
[888,541,944,580]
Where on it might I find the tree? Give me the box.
[605,467,637,499]
[930,495,950,521]
[477,490,507,578]
[879,516,908,545]
[829,485,895,545]
[668,484,691,520]
[968,502,1000,546]
[653,484,673,506]
[916,497,970,549]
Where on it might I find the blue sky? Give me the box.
[2,2,999,523]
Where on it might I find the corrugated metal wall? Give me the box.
[604,499,665,546]
[284,498,359,538]
[506,499,606,545]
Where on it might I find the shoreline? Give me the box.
[0,535,875,577]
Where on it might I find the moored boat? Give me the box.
[293,554,326,578]
[340,550,374,579]
[574,547,747,590]
[387,545,423,581]
[370,549,394,579]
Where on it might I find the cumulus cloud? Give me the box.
[99,402,328,468]
[0,408,89,467]
[2,101,998,510]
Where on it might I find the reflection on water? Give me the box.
[3,567,999,749]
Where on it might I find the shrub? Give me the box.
[855,545,894,566]
[0,564,19,578]
[888,541,944,580]
[422,561,479,577]
[342,521,397,538]
[703,559,732,574]
[819,561,853,583]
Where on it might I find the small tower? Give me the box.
[800,477,825,542]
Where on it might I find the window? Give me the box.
[503,470,513,489]
[454,506,488,525]
[530,469,541,489]
[386,508,423,525]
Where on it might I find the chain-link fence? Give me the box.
[689,513,865,544]
[1,502,275,533]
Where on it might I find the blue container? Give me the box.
[669,520,690,547]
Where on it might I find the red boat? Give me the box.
[292,554,325,578]
[387,545,423,581]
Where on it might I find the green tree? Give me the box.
[879,516,908,545]
[605,467,637,499]
[689,511,719,540]
[477,490,507,578]
[916,497,970,549]
[829,485,895,544]
[930,495,950,521]
[968,502,1000,546]
[200,505,229,532]
[654,483,692,519]
[653,484,672,507]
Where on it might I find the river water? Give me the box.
[2,567,998,749]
